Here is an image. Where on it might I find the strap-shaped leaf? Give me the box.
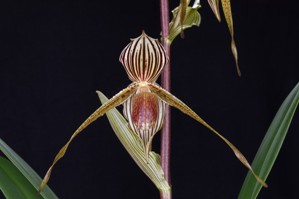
[39,83,138,193]
[97,91,171,194]
[0,139,57,199]
[239,82,299,199]
[148,83,268,187]
[0,156,43,199]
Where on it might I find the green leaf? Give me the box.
[0,138,58,199]
[238,82,299,199]
[96,91,171,194]
[167,2,201,44]
[0,156,43,199]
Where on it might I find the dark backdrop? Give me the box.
[0,1,298,198]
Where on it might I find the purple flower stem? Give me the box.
[160,0,172,199]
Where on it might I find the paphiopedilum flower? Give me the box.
[39,31,266,192]
[120,32,167,157]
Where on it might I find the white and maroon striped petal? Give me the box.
[123,87,166,157]
[119,31,168,83]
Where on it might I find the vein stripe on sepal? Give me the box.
[119,31,168,83]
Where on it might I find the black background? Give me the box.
[0,1,298,198]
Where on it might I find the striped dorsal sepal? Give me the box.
[119,31,168,83]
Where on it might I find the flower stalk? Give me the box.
[160,0,172,198]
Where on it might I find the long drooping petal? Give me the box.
[148,83,268,188]
[119,31,168,83]
[38,83,139,193]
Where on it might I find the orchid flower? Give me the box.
[39,31,267,192]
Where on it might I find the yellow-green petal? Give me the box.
[39,83,138,193]
[148,83,267,187]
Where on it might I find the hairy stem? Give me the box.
[160,0,172,198]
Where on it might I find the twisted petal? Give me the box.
[39,83,139,193]
[148,83,268,188]
[221,0,241,76]
[119,31,168,83]
[208,0,241,76]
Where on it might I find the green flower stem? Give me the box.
[160,0,172,199]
